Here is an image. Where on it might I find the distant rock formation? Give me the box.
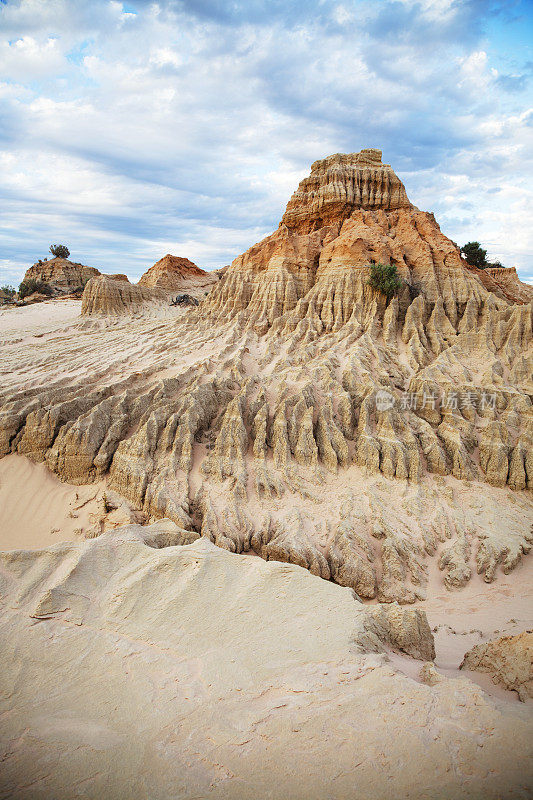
[22,257,100,293]
[466,265,533,305]
[81,255,218,315]
[139,254,217,293]
[81,275,170,315]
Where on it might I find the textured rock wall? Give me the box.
[22,257,100,292]
[81,275,171,315]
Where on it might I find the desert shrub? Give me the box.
[1,285,16,297]
[461,241,487,269]
[19,278,53,299]
[49,244,70,259]
[367,263,402,299]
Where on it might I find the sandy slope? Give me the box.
[0,528,532,800]
[0,454,105,550]
[0,298,81,345]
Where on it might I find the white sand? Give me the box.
[0,530,531,799]
[0,298,81,345]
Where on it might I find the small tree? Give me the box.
[461,241,487,269]
[49,244,70,259]
[368,263,402,300]
[19,278,53,299]
[1,285,16,297]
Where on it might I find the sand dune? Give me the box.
[0,527,531,799]
[0,454,105,550]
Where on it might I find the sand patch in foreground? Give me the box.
[0,298,81,345]
[0,454,104,550]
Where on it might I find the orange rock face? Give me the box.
[204,149,532,334]
[138,254,217,292]
[466,265,533,305]
[282,148,411,233]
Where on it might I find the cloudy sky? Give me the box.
[1,0,532,286]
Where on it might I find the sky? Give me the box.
[1,0,532,286]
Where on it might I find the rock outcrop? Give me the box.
[22,257,100,293]
[461,631,533,701]
[81,255,218,314]
[2,149,532,602]
[466,265,533,305]
[81,275,172,315]
[139,254,217,294]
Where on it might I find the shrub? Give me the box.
[460,241,487,269]
[18,278,53,299]
[49,244,70,259]
[1,285,16,297]
[367,263,402,299]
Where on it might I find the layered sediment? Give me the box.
[81,275,171,315]
[22,257,100,292]
[139,253,218,293]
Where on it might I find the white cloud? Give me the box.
[0,0,531,285]
[0,36,66,81]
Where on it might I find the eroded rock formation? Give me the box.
[461,631,533,701]
[22,257,100,292]
[81,275,171,315]
[1,149,532,603]
[139,253,218,293]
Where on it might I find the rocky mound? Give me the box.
[1,527,531,799]
[22,257,100,293]
[461,631,533,701]
[1,149,532,604]
[81,275,171,315]
[139,253,217,293]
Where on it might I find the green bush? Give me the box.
[18,278,53,299]
[460,241,487,269]
[49,244,70,259]
[1,285,16,297]
[367,263,402,299]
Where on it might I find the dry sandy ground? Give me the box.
[0,454,105,550]
[0,298,81,345]
[1,526,532,800]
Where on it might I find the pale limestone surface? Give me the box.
[0,527,532,800]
